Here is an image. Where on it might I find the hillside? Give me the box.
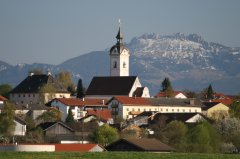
[1,33,240,95]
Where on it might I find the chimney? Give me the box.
[47,70,51,76]
[190,99,195,105]
[102,99,105,105]
[29,72,34,76]
[82,98,85,101]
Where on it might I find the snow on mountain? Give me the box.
[0,33,240,95]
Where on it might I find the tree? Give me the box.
[76,78,85,98]
[0,102,16,136]
[0,84,12,98]
[161,77,174,97]
[56,71,76,95]
[229,100,240,119]
[92,124,119,146]
[188,121,219,153]
[39,84,56,103]
[65,108,74,123]
[36,108,61,124]
[161,121,188,152]
[206,84,214,100]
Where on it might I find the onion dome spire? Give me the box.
[116,19,123,44]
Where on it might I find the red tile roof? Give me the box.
[0,95,7,101]
[111,96,150,105]
[55,144,103,152]
[54,98,107,107]
[87,110,112,121]
[155,91,186,98]
[212,93,233,106]
[212,99,233,106]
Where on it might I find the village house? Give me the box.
[85,25,150,100]
[13,116,27,136]
[81,109,113,125]
[106,138,175,152]
[202,102,229,119]
[155,91,187,99]
[107,96,202,120]
[39,121,99,144]
[0,95,7,105]
[50,98,108,121]
[9,73,71,105]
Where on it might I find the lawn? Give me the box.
[0,152,239,159]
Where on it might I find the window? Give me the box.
[23,94,25,97]
[183,109,185,112]
[189,109,191,112]
[166,109,168,112]
[177,109,179,112]
[123,62,126,68]
[19,94,21,98]
[126,115,129,119]
[126,108,129,111]
[138,108,140,111]
[132,108,135,111]
[155,108,157,111]
[149,108,151,111]
[113,61,117,68]
[195,109,197,112]
[144,109,146,111]
[172,109,174,112]
[28,94,31,97]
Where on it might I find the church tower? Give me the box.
[110,20,130,76]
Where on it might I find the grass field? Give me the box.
[0,152,239,159]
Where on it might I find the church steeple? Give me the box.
[116,19,123,44]
[109,20,130,77]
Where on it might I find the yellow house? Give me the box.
[202,102,229,120]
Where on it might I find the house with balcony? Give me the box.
[50,98,108,121]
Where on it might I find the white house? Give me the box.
[107,96,202,120]
[14,116,26,136]
[50,98,108,121]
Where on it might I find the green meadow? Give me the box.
[0,152,239,159]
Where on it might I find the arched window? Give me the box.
[113,61,117,68]
[123,62,126,68]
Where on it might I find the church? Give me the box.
[85,23,150,99]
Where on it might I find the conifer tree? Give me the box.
[76,78,85,98]
[66,108,74,123]
[161,77,174,97]
[206,84,214,100]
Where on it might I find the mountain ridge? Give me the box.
[1,33,239,95]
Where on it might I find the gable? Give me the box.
[86,76,137,96]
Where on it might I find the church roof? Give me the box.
[86,76,137,96]
[110,43,129,55]
[10,74,69,94]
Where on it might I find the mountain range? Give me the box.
[1,33,240,95]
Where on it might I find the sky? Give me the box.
[0,0,240,65]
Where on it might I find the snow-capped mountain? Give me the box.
[0,33,240,95]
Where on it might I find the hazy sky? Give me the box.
[1,0,240,65]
